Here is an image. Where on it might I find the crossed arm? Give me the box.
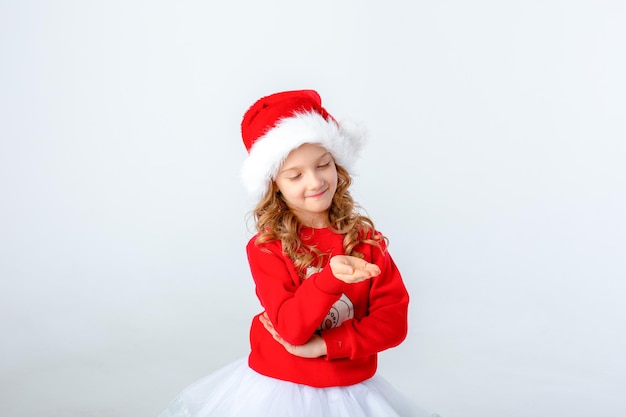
[259,255,381,358]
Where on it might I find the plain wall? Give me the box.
[1,1,625,416]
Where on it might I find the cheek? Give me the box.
[278,183,303,201]
[328,171,339,190]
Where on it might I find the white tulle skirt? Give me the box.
[159,358,439,417]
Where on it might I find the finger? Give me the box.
[364,263,381,276]
[259,314,277,333]
[271,331,283,343]
[260,315,290,348]
[271,331,292,351]
[265,323,280,339]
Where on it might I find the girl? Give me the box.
[159,90,438,417]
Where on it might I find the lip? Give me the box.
[306,188,328,199]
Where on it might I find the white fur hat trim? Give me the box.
[241,111,365,199]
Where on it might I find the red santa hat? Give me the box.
[240,89,365,198]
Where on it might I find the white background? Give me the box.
[1,1,625,416]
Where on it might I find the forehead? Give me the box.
[281,143,331,167]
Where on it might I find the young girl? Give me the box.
[159,90,439,417]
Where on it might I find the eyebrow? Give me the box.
[279,152,332,174]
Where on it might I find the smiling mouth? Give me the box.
[307,188,328,199]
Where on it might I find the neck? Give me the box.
[296,212,329,228]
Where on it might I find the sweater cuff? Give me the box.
[321,323,352,360]
[312,267,344,295]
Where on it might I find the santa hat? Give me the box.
[240,89,365,198]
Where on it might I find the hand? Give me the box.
[259,313,327,358]
[330,255,381,283]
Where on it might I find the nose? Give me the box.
[307,171,324,189]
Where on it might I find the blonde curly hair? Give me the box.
[253,163,386,277]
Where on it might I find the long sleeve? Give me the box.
[247,228,410,387]
[246,237,344,345]
[321,244,409,360]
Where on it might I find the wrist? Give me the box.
[315,334,328,357]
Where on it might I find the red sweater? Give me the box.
[246,227,409,388]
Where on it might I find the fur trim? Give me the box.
[241,112,365,199]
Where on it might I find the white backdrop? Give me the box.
[1,1,625,416]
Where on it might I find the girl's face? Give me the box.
[274,143,338,228]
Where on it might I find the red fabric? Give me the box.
[240,89,332,153]
[246,227,410,388]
